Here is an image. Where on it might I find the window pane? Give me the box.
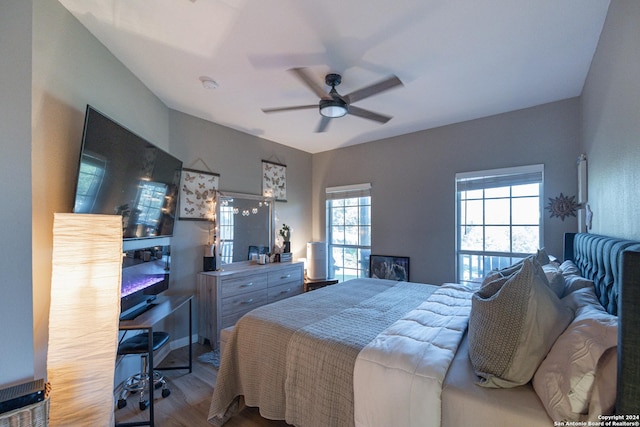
[485,226,510,252]
[460,226,483,251]
[344,226,359,245]
[360,225,371,246]
[461,199,483,226]
[484,198,510,225]
[512,183,539,197]
[485,186,510,198]
[331,226,344,244]
[512,197,539,225]
[344,206,359,225]
[360,205,371,225]
[331,207,344,225]
[462,189,483,200]
[512,226,539,252]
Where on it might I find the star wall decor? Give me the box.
[546,193,579,221]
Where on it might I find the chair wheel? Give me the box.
[162,388,171,398]
[139,400,149,411]
[154,381,163,390]
[117,399,127,409]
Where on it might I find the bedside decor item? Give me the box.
[48,213,122,426]
[279,223,291,253]
[262,160,286,201]
[369,255,410,281]
[179,167,219,220]
[546,193,579,221]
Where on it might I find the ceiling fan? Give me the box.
[261,68,403,133]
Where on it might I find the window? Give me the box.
[456,165,543,284]
[134,181,168,233]
[218,204,234,265]
[73,154,106,213]
[326,184,371,282]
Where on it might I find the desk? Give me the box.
[116,295,193,427]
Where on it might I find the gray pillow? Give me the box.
[469,257,574,388]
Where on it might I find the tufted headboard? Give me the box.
[563,232,640,415]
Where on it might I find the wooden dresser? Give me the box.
[197,261,304,349]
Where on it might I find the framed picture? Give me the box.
[179,168,220,220]
[369,255,410,282]
[262,160,286,202]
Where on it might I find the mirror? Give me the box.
[216,191,274,265]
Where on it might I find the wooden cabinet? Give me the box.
[197,261,303,348]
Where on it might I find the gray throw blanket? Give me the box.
[208,278,437,427]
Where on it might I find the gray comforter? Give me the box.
[208,278,437,427]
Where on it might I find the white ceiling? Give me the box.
[58,0,610,154]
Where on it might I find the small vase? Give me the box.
[283,241,291,253]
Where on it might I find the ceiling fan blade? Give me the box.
[262,105,317,114]
[289,68,331,100]
[348,106,392,124]
[345,75,403,104]
[315,116,332,133]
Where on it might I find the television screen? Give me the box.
[72,106,183,240]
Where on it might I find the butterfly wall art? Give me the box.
[179,168,220,220]
[262,160,286,202]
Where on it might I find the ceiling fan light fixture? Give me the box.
[319,98,348,118]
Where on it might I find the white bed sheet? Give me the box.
[441,333,553,427]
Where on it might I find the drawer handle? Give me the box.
[241,282,254,288]
[280,274,291,279]
[241,298,254,305]
[280,288,291,294]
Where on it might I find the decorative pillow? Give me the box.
[480,249,553,289]
[542,263,565,298]
[559,259,580,276]
[468,257,574,388]
[533,289,618,422]
[558,260,595,297]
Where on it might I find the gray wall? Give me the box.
[166,110,312,338]
[312,99,581,285]
[0,0,34,387]
[581,0,640,240]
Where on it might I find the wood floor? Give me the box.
[114,343,292,427]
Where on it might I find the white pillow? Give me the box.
[559,259,580,276]
[542,263,565,298]
[533,287,617,422]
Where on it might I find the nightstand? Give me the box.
[304,278,339,292]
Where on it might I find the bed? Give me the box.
[208,232,640,426]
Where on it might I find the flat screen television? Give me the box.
[72,105,183,240]
[72,105,183,319]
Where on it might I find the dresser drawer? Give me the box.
[221,288,268,318]
[268,265,303,287]
[268,281,303,303]
[220,272,268,298]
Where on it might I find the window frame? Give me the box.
[326,183,372,282]
[455,164,544,284]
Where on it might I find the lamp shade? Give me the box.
[319,98,348,118]
[47,213,123,426]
